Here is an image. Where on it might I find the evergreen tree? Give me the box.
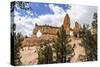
[11,22,23,65]
[92,13,97,29]
[14,33,23,65]
[11,2,24,65]
[38,42,53,64]
[11,22,16,65]
[79,23,97,61]
[53,25,73,63]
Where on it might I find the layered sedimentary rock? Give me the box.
[33,24,59,35]
[22,24,59,47]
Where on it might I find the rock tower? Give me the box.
[63,14,70,33]
[74,21,79,33]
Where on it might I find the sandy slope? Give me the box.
[20,36,86,64]
[69,37,86,62]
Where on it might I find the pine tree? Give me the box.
[92,13,97,29]
[53,25,73,63]
[38,42,53,64]
[11,23,23,65]
[14,33,23,65]
[11,2,24,65]
[79,23,97,61]
[90,13,97,60]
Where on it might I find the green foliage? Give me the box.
[14,33,23,65]
[79,24,97,61]
[38,42,53,64]
[38,26,73,64]
[74,13,97,61]
[92,13,97,29]
[36,13,97,64]
[53,25,73,63]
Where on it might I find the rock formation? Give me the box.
[21,13,85,64]
[63,14,70,33]
[22,24,59,47]
[22,13,81,49]
[32,24,59,36]
[74,21,79,33]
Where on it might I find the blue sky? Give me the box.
[12,1,97,36]
[14,2,71,17]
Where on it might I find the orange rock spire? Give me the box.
[63,14,70,33]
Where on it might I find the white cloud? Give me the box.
[67,5,97,28]
[33,14,65,27]
[14,3,67,36]
[49,4,65,14]
[14,13,65,36]
[14,10,19,16]
[14,16,34,36]
[26,10,36,17]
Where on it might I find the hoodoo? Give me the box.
[63,14,70,33]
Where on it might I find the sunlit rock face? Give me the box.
[68,37,86,62]
[74,21,79,33]
[20,46,39,65]
[70,30,74,37]
[63,14,70,33]
[22,14,80,47]
[36,30,42,38]
[21,14,86,64]
[21,24,60,64]
[32,24,60,36]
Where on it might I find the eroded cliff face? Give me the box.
[22,14,75,47]
[20,46,38,65]
[21,37,86,64]
[21,14,86,64]
[22,25,59,47]
[68,37,86,62]
[33,24,60,35]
